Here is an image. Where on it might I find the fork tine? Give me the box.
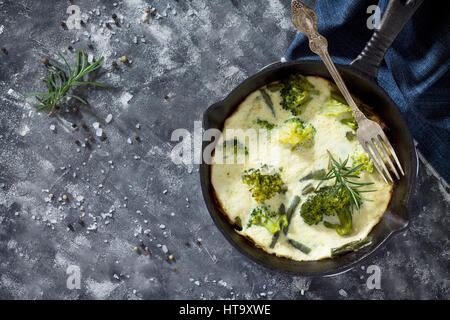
[367,140,394,183]
[374,136,400,180]
[361,141,389,184]
[379,133,405,176]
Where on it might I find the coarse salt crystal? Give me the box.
[105,114,113,123]
[96,128,103,137]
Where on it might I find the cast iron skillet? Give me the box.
[200,0,421,276]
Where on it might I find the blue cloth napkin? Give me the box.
[285,0,450,182]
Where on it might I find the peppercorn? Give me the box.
[87,43,93,49]
[67,223,75,231]
[1,47,7,55]
[134,136,141,142]
[75,140,81,146]
[164,94,169,100]
[80,20,85,26]
[112,13,117,19]
[105,22,112,29]
[60,21,67,29]
[72,123,77,129]
[68,45,73,51]
[81,123,88,130]
[78,219,85,227]
[133,246,141,254]
[111,61,118,69]
[41,57,49,65]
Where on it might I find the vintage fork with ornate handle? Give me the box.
[291,0,404,184]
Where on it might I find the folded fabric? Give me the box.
[285,0,450,182]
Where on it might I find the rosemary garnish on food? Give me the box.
[26,48,105,115]
[317,151,376,211]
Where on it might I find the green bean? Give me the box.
[266,82,284,92]
[259,88,276,118]
[299,93,313,108]
[287,239,311,254]
[300,169,326,181]
[330,90,347,105]
[331,237,372,257]
[269,203,285,249]
[345,131,356,141]
[283,195,301,235]
[302,183,315,195]
[234,217,242,230]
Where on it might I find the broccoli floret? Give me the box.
[341,118,358,130]
[278,118,316,151]
[254,119,275,130]
[247,205,288,234]
[280,74,318,115]
[321,96,352,116]
[351,152,374,174]
[300,187,353,235]
[321,95,358,131]
[242,165,287,203]
[323,209,353,236]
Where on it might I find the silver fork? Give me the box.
[291,0,404,183]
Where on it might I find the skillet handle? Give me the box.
[350,0,424,80]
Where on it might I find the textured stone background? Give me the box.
[0,0,448,299]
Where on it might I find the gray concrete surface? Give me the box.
[0,0,448,299]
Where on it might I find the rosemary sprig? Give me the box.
[316,150,376,211]
[26,48,105,115]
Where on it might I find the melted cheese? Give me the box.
[211,76,393,261]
